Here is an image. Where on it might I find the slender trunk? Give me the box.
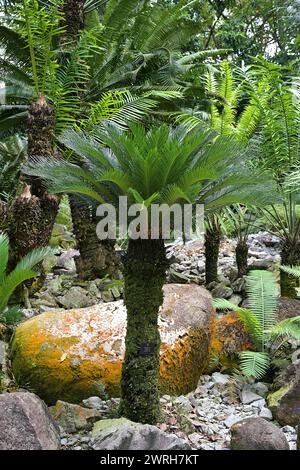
[69,195,120,279]
[120,239,167,424]
[236,239,249,278]
[205,228,220,285]
[8,97,59,268]
[280,238,300,298]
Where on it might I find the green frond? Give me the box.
[267,316,300,341]
[246,270,278,348]
[239,351,270,380]
[0,233,9,285]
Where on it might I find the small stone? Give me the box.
[259,407,273,421]
[225,415,241,428]
[281,425,295,433]
[212,372,230,385]
[239,388,263,404]
[82,397,105,410]
[251,399,266,409]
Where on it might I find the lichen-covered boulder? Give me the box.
[230,417,289,450]
[206,312,254,372]
[11,284,213,404]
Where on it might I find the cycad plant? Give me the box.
[24,122,275,423]
[214,270,300,380]
[0,232,53,324]
[247,60,300,298]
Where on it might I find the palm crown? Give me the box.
[23,123,275,214]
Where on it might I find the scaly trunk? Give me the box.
[69,195,121,280]
[0,201,8,233]
[236,239,249,278]
[120,238,167,424]
[280,238,300,298]
[60,0,85,47]
[8,97,59,267]
[205,228,220,285]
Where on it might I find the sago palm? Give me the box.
[24,122,276,423]
[214,270,300,379]
[0,232,53,323]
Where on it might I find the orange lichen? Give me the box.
[206,312,255,372]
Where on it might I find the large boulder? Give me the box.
[268,365,300,426]
[0,392,60,450]
[230,417,289,450]
[49,400,102,433]
[91,418,190,450]
[11,284,213,404]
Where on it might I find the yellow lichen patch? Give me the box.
[206,312,254,372]
[11,286,213,404]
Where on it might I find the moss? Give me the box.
[119,239,168,424]
[267,384,291,408]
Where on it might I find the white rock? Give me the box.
[212,372,230,385]
[259,407,273,421]
[225,415,241,428]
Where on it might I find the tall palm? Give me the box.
[24,122,275,423]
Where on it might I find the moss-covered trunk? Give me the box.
[120,238,167,424]
[8,97,59,267]
[236,239,248,278]
[205,228,220,285]
[280,238,300,298]
[69,195,120,279]
[0,201,8,233]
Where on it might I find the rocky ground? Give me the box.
[54,372,297,451]
[21,231,282,318]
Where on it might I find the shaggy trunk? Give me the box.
[0,201,8,233]
[236,239,249,277]
[69,195,120,279]
[280,238,300,298]
[60,0,85,47]
[205,229,220,285]
[8,97,59,267]
[120,238,167,424]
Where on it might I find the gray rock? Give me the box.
[225,414,241,428]
[239,388,263,404]
[231,277,246,293]
[0,392,60,450]
[91,419,191,450]
[251,382,269,398]
[57,286,95,309]
[174,396,194,412]
[211,372,230,385]
[297,426,300,450]
[82,396,106,410]
[228,294,242,306]
[281,425,295,433]
[259,407,273,421]
[50,400,102,433]
[231,417,289,450]
[211,285,233,299]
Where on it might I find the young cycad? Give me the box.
[213,269,300,379]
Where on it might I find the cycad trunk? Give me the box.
[60,0,85,46]
[0,201,8,233]
[236,240,249,278]
[280,238,300,298]
[8,96,59,267]
[120,238,167,424]
[69,195,120,280]
[205,229,220,285]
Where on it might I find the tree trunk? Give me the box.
[69,195,121,279]
[60,0,85,47]
[236,239,249,278]
[205,229,220,285]
[8,97,59,267]
[0,201,8,233]
[119,238,167,424]
[280,238,300,298]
